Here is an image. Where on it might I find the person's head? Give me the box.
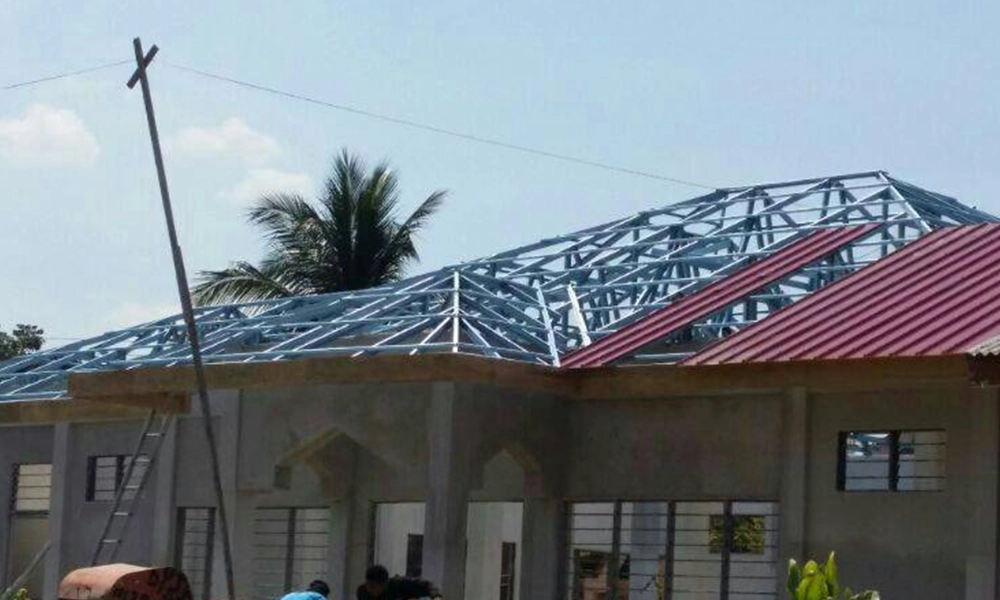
[307,580,331,598]
[364,565,390,597]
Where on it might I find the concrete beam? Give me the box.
[68,354,569,399]
[577,355,973,398]
[0,398,178,425]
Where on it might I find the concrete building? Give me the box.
[3,173,1000,600]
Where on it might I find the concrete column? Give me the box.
[150,416,179,566]
[519,496,561,600]
[967,387,998,600]
[777,386,808,583]
[0,458,14,588]
[229,491,257,600]
[220,392,252,600]
[464,503,490,600]
[43,423,72,600]
[329,497,354,599]
[423,382,470,599]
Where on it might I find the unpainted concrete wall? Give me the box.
[566,393,784,499]
[805,386,998,599]
[5,376,997,600]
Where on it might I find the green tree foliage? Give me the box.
[193,149,446,305]
[787,552,879,600]
[0,324,44,361]
[709,515,765,554]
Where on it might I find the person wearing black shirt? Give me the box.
[357,565,443,600]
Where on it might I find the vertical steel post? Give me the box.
[720,502,733,600]
[126,37,236,599]
[663,502,675,600]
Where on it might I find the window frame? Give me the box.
[405,533,424,579]
[564,499,779,600]
[252,506,331,600]
[85,454,147,502]
[837,429,946,493]
[9,463,52,515]
[175,507,216,600]
[499,541,517,600]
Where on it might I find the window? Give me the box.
[499,542,517,600]
[252,507,330,600]
[86,455,148,502]
[566,501,780,600]
[405,534,424,578]
[175,508,216,600]
[838,430,946,492]
[10,464,51,514]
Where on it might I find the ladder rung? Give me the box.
[89,412,174,568]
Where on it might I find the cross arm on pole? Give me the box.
[127,39,159,89]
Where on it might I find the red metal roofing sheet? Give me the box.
[561,225,878,368]
[683,224,1000,365]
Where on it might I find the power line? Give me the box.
[165,61,718,190]
[1,57,718,189]
[1,59,132,91]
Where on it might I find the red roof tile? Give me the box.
[561,225,878,368]
[684,224,1000,365]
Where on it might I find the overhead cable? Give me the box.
[166,61,717,190]
[1,59,132,91]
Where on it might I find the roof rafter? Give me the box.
[2,171,995,401]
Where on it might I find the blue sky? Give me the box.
[1,1,998,343]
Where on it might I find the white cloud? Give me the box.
[0,104,99,167]
[167,118,280,165]
[221,169,313,204]
[102,302,179,331]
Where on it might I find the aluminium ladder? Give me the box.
[89,410,176,566]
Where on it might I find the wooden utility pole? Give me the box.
[126,37,236,599]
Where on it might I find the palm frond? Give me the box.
[381,189,447,263]
[192,261,295,306]
[364,189,445,287]
[323,149,368,288]
[353,161,403,288]
[197,150,446,304]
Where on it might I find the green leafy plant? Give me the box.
[787,552,879,600]
[709,515,766,554]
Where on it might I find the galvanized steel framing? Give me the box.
[1,171,994,401]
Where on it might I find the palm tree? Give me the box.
[192,150,446,306]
